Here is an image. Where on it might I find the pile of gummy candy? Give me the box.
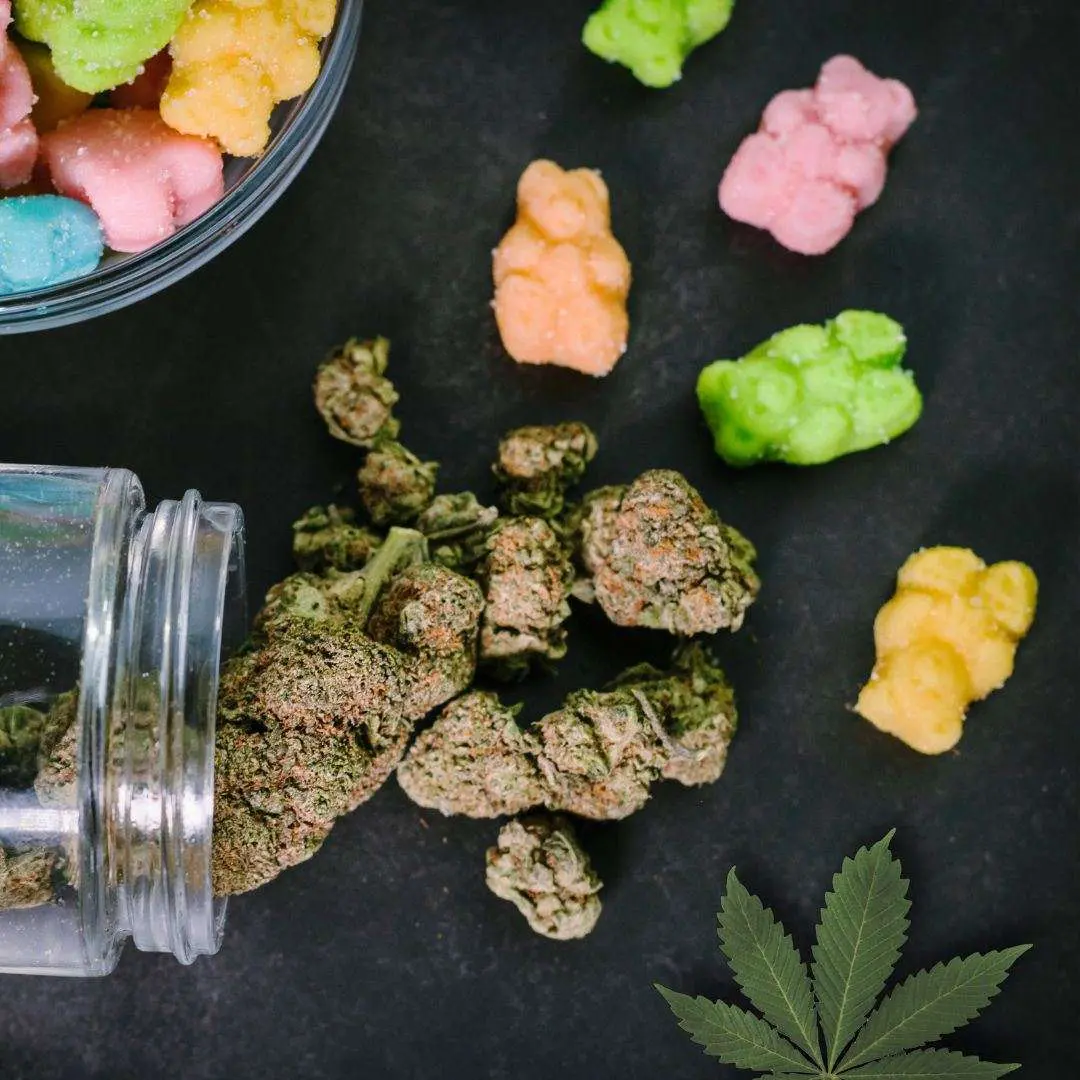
[0,0,337,295]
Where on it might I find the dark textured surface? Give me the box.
[1,0,1078,1076]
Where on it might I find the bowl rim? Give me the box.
[0,0,363,335]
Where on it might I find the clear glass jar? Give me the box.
[0,465,246,975]
[0,0,363,335]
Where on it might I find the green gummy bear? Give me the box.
[15,0,192,94]
[583,0,735,89]
[696,311,923,467]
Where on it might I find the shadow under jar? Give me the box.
[0,0,363,335]
[0,465,246,975]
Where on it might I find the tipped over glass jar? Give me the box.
[0,464,246,975]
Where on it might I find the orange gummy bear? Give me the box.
[493,160,631,377]
[855,547,1038,755]
[160,0,337,157]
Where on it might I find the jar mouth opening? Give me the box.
[80,475,246,969]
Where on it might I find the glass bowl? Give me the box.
[0,0,363,335]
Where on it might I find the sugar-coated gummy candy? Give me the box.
[19,41,94,133]
[856,548,1038,755]
[493,160,632,378]
[0,0,38,189]
[14,0,193,95]
[719,55,917,254]
[111,50,173,110]
[161,0,338,157]
[583,0,735,89]
[41,108,224,253]
[696,310,922,466]
[0,195,104,295]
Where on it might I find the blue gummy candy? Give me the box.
[0,195,104,296]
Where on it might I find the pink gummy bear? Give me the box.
[719,56,917,255]
[0,0,39,190]
[41,108,224,253]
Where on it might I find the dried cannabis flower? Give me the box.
[211,527,485,895]
[537,643,739,817]
[0,848,58,911]
[485,815,602,940]
[357,440,439,526]
[292,505,383,573]
[416,492,500,574]
[34,691,79,809]
[575,469,760,636]
[0,703,70,788]
[397,691,547,818]
[314,337,401,448]
[536,686,667,819]
[211,531,435,896]
[478,517,575,678]
[367,563,485,720]
[610,643,737,787]
[211,719,393,897]
[212,629,410,896]
[494,422,598,519]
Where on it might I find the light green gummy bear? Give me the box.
[696,311,923,467]
[15,0,192,94]
[583,0,735,89]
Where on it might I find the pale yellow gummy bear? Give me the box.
[855,546,1037,755]
[160,0,337,157]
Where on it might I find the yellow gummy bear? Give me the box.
[160,0,337,157]
[855,546,1037,755]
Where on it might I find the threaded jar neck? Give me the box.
[82,471,245,968]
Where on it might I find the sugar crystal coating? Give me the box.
[161,0,338,157]
[0,196,104,295]
[719,55,916,254]
[14,0,192,94]
[0,1,39,190]
[493,160,632,377]
[18,41,94,134]
[41,108,224,253]
[696,310,923,466]
[856,547,1038,755]
[583,0,735,88]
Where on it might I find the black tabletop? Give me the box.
[1,1,1078,1077]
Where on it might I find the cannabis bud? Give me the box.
[485,815,602,940]
[536,686,667,820]
[367,563,485,721]
[575,469,760,636]
[493,422,598,519]
[211,630,410,896]
[416,492,500,573]
[33,691,79,810]
[0,703,70,788]
[292,505,382,573]
[210,527,485,895]
[357,440,439,526]
[609,643,737,787]
[0,848,58,912]
[537,643,739,817]
[396,691,547,818]
[314,337,401,448]
[478,517,575,678]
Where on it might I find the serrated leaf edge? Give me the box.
[718,868,824,1066]
[813,831,912,1069]
[840,1047,1020,1077]
[838,946,1032,1070]
[655,986,818,1074]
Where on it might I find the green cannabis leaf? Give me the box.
[813,830,911,1068]
[656,832,1028,1079]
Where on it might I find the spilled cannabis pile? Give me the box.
[211,337,761,938]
